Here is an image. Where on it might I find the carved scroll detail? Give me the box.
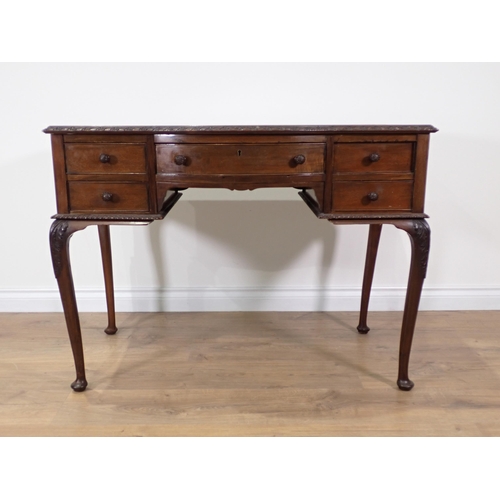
[50,220,69,278]
[393,219,431,279]
[411,219,431,277]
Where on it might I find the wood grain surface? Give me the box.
[1,311,497,436]
[68,182,149,212]
[156,143,325,174]
[65,143,147,174]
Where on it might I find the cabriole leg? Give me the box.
[98,225,117,335]
[393,219,431,391]
[50,220,90,392]
[357,224,382,334]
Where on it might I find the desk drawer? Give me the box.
[334,143,413,173]
[68,182,149,212]
[156,144,325,174]
[332,181,413,211]
[65,144,147,174]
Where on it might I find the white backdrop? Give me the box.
[1,63,499,311]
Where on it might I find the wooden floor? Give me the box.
[0,310,499,436]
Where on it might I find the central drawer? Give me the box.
[156,144,325,174]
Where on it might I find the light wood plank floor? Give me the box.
[0,311,499,436]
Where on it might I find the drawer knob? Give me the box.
[367,192,379,201]
[292,155,306,166]
[99,154,111,163]
[369,153,381,162]
[174,154,188,166]
[102,192,114,202]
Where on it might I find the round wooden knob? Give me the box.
[293,155,306,165]
[102,192,114,202]
[99,154,111,163]
[174,155,188,166]
[367,192,379,201]
[369,153,381,162]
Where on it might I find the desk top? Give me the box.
[43,125,438,135]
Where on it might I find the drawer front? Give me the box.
[68,182,149,212]
[334,143,413,173]
[156,144,325,174]
[65,144,147,174]
[333,181,413,211]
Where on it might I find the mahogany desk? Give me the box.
[45,125,437,392]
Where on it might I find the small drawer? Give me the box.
[332,181,413,211]
[334,143,413,173]
[68,182,149,212]
[65,144,146,174]
[156,143,325,174]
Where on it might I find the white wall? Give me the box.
[1,63,499,311]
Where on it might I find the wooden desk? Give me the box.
[45,125,437,392]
